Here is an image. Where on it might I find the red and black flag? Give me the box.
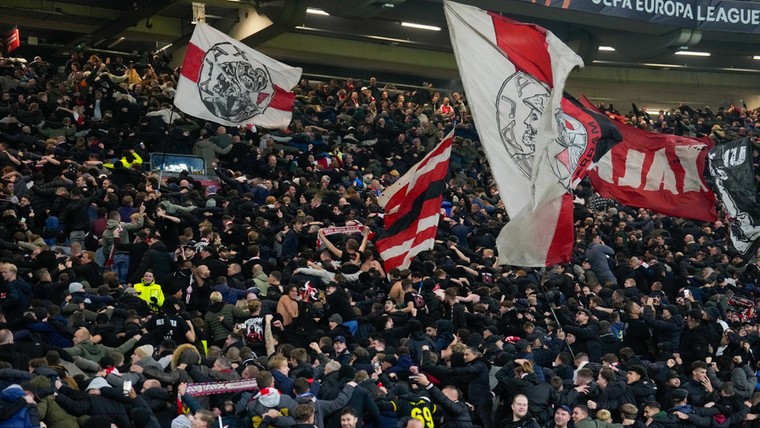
[582,96,717,223]
[376,129,453,272]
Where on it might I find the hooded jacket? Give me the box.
[130,241,173,284]
[204,301,250,344]
[247,387,299,428]
[433,320,455,352]
[193,138,233,173]
[102,216,144,256]
[25,376,81,428]
[407,331,436,365]
[0,384,40,428]
[63,338,138,364]
[294,382,354,428]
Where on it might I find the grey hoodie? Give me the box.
[102,216,144,256]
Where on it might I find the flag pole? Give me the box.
[157,106,177,189]
[536,272,576,360]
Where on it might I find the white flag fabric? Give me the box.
[174,22,302,129]
[445,1,589,266]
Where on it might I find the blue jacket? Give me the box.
[0,385,39,428]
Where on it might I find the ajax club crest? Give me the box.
[197,42,274,122]
[496,71,589,189]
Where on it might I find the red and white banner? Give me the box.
[377,130,453,272]
[174,23,301,129]
[316,225,374,248]
[445,1,588,266]
[185,379,257,396]
[583,98,717,223]
[5,29,19,55]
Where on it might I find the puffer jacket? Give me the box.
[25,375,82,428]
[204,301,250,344]
[0,384,40,428]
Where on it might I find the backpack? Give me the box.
[411,292,426,311]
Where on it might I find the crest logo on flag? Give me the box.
[496,71,588,188]
[197,42,274,122]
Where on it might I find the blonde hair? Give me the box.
[268,355,288,370]
[209,291,223,303]
[596,409,611,422]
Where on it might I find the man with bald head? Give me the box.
[64,327,141,365]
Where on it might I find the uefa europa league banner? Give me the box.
[522,0,760,33]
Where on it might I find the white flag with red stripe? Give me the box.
[445,1,589,267]
[174,22,301,129]
[376,130,453,272]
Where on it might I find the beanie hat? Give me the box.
[338,365,355,380]
[68,282,84,294]
[328,314,343,324]
[86,377,110,391]
[171,416,192,428]
[134,344,154,359]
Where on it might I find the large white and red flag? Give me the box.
[581,97,718,223]
[445,1,593,266]
[376,130,454,272]
[174,22,301,129]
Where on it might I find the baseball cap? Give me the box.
[334,335,346,344]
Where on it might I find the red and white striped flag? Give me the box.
[445,1,589,266]
[376,130,453,272]
[5,29,19,55]
[174,23,301,129]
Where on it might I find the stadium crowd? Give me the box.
[0,49,757,428]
